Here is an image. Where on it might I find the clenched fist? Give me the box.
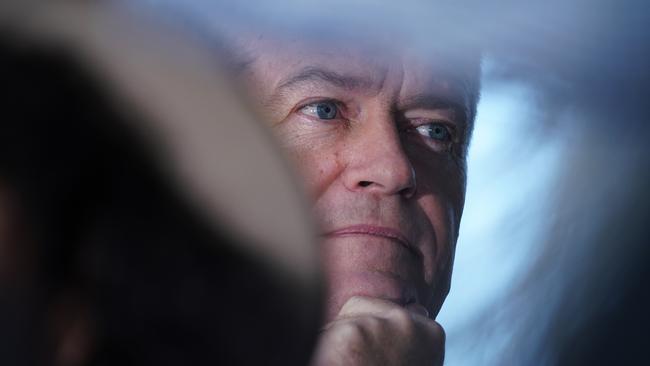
[311,296,445,366]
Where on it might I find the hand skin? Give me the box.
[311,296,445,366]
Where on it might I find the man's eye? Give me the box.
[300,101,339,120]
[415,123,451,141]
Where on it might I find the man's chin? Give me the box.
[325,271,420,321]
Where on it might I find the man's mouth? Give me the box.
[323,224,421,258]
[320,223,428,319]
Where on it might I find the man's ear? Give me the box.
[49,291,95,366]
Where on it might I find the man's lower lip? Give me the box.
[326,225,408,241]
[324,231,420,258]
[328,232,404,242]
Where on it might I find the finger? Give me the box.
[337,295,401,318]
[405,303,430,318]
[429,321,446,365]
[416,318,446,352]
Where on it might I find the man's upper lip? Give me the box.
[324,224,419,256]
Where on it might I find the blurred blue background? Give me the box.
[438,59,565,365]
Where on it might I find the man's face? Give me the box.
[237,35,476,321]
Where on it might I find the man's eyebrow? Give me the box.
[398,94,470,123]
[276,66,376,92]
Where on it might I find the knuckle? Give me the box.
[340,295,369,312]
[422,320,446,347]
[334,316,387,347]
[389,307,413,323]
[388,308,416,333]
[347,295,370,304]
[336,321,367,343]
[431,321,446,342]
[361,315,384,334]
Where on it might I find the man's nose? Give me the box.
[341,118,416,198]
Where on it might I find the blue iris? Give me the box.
[418,123,450,141]
[315,102,338,119]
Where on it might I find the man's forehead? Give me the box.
[231,31,479,124]
[239,32,474,89]
[242,35,388,85]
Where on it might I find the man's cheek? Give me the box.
[412,192,462,315]
[282,147,341,203]
[412,159,466,230]
[272,118,352,198]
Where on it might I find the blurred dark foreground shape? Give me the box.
[0,1,322,365]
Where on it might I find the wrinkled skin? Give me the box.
[236,34,477,365]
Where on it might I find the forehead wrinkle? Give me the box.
[276,66,378,92]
